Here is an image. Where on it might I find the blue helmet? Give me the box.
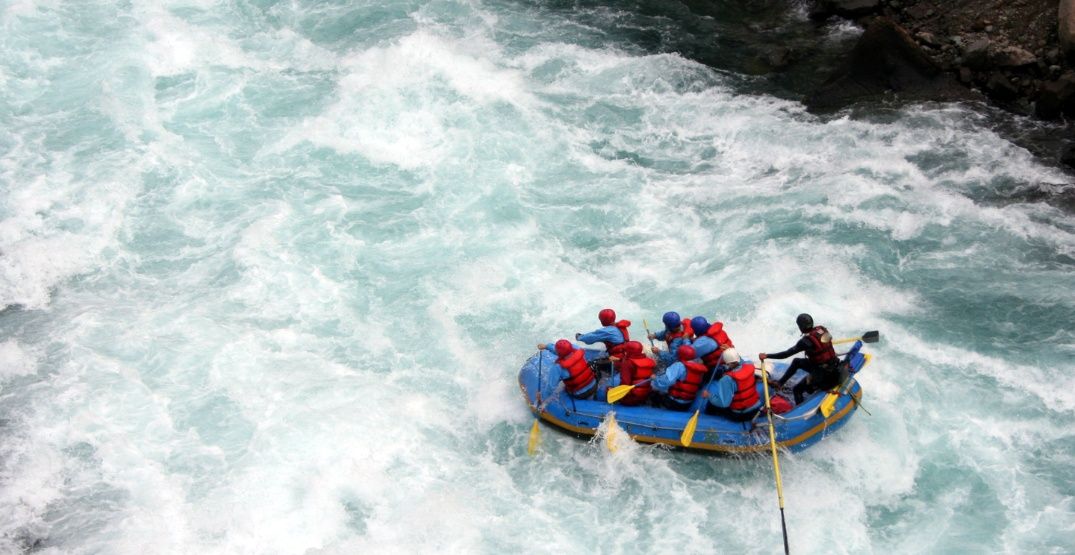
[662,311,681,330]
[690,316,710,335]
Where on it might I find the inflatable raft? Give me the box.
[518,342,871,454]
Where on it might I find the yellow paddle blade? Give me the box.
[819,392,837,418]
[606,383,634,404]
[605,413,619,453]
[527,420,541,456]
[680,409,700,447]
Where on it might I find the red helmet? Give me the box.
[599,308,616,326]
[677,344,696,362]
[554,339,573,357]
[624,341,644,357]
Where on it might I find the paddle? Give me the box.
[680,408,700,448]
[820,332,880,417]
[643,318,656,348]
[832,330,879,346]
[761,360,791,555]
[606,378,650,404]
[605,412,619,453]
[818,380,847,419]
[527,350,543,456]
[680,350,728,448]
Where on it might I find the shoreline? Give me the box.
[809,0,1068,116]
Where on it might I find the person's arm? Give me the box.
[651,362,684,393]
[717,376,737,407]
[691,336,717,359]
[705,376,737,408]
[763,337,810,360]
[578,326,623,346]
[538,342,582,355]
[654,329,668,341]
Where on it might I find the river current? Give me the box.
[1,1,1073,553]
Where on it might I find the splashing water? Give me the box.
[1,1,1072,553]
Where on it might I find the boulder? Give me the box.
[1061,144,1075,170]
[984,72,1020,102]
[962,37,992,69]
[915,31,941,48]
[805,18,981,111]
[809,0,881,20]
[767,46,793,69]
[1034,73,1075,119]
[905,4,935,20]
[990,45,1037,67]
[1061,0,1075,61]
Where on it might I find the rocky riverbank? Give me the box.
[808,0,1075,121]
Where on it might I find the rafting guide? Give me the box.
[760,313,844,404]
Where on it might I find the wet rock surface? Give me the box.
[809,0,1062,116]
[805,0,1075,171]
[804,18,982,111]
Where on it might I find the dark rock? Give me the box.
[1035,74,1075,119]
[963,37,992,69]
[1061,144,1075,170]
[805,17,981,111]
[1061,0,1075,61]
[991,45,1037,67]
[767,46,793,69]
[959,67,973,83]
[916,31,940,48]
[985,72,1020,101]
[1057,144,1075,169]
[906,4,933,20]
[809,0,881,20]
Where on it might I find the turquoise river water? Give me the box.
[1,1,1073,553]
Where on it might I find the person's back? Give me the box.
[651,345,708,411]
[538,339,597,399]
[703,348,762,421]
[650,311,693,367]
[689,316,735,370]
[617,341,654,406]
[577,308,631,359]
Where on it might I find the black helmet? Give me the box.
[796,313,813,332]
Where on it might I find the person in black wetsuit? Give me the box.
[758,313,842,404]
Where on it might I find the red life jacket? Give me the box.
[700,322,735,369]
[804,326,837,365]
[602,320,632,358]
[669,360,709,402]
[664,320,694,347]
[619,356,655,405]
[558,348,595,394]
[727,363,760,411]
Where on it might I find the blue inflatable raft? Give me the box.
[518,342,871,454]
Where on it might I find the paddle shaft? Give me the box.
[681,363,723,447]
[528,351,544,456]
[643,319,656,349]
[762,362,791,554]
[832,330,879,346]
